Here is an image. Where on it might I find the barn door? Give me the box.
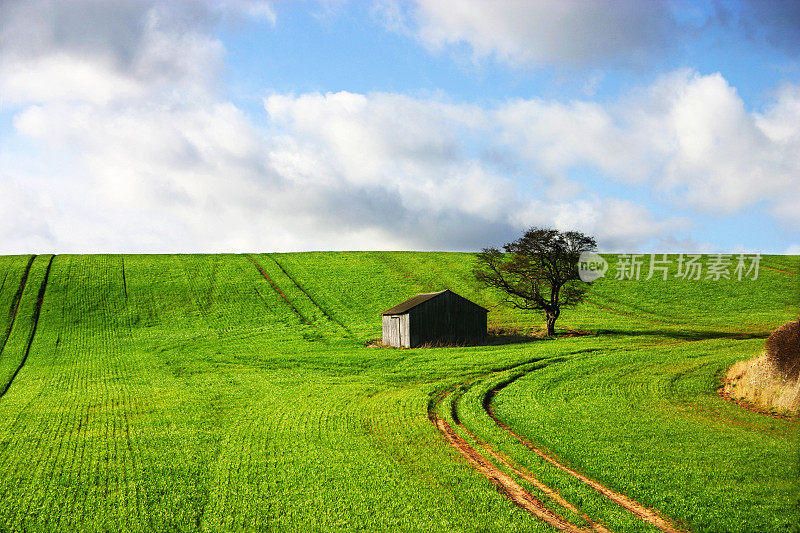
[391,316,401,347]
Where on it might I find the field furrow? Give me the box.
[0,252,795,531]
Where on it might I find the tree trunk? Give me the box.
[546,313,557,336]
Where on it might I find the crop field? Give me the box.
[0,252,797,532]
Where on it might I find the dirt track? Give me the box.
[429,389,593,533]
[430,363,688,533]
[460,422,611,533]
[485,400,683,533]
[435,416,590,533]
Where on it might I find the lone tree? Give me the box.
[474,227,597,336]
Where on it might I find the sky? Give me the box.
[0,0,799,254]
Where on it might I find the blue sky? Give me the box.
[0,0,798,253]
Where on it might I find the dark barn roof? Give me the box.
[381,290,487,315]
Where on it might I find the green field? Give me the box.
[0,253,797,532]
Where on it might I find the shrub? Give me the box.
[764,318,800,380]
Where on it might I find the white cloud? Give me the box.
[0,0,274,108]
[7,71,798,252]
[9,80,683,252]
[261,90,698,251]
[393,1,800,71]
[511,198,689,252]
[399,0,678,68]
[494,98,655,184]
[493,69,800,227]
[1,1,796,253]
[0,180,56,252]
[654,72,800,224]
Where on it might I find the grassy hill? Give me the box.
[0,253,797,531]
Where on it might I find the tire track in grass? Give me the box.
[121,255,128,299]
[0,270,8,295]
[761,264,798,276]
[266,254,353,335]
[581,261,797,327]
[431,354,687,533]
[428,387,589,533]
[483,373,685,533]
[245,255,312,326]
[117,257,156,530]
[461,425,611,533]
[448,379,610,532]
[580,295,772,339]
[0,257,70,527]
[580,296,685,326]
[0,255,53,401]
[0,255,36,360]
[0,256,61,528]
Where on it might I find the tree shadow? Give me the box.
[484,326,770,347]
[594,328,770,342]
[486,328,595,346]
[486,334,548,346]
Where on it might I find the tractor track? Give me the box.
[0,255,36,359]
[266,254,353,335]
[429,387,592,533]
[582,260,800,326]
[121,255,128,299]
[0,255,54,401]
[483,370,686,533]
[430,351,688,533]
[581,296,685,326]
[245,255,312,326]
[460,421,611,533]
[761,264,799,276]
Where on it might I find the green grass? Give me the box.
[0,252,797,531]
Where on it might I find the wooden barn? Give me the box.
[381,290,488,348]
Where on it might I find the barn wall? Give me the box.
[400,314,410,347]
[382,314,411,347]
[409,292,486,347]
[382,315,397,347]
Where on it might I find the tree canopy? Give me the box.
[474,227,597,335]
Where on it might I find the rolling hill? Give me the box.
[0,252,797,532]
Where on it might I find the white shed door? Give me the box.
[391,316,401,346]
